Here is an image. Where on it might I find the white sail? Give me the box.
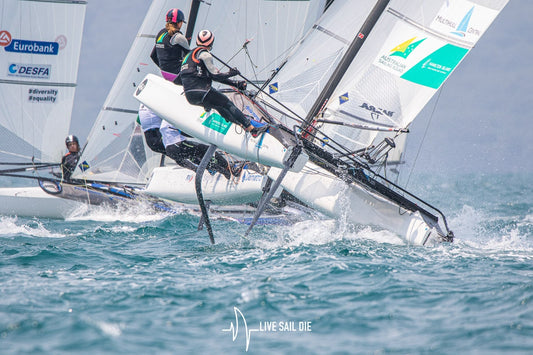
[0,0,86,164]
[262,0,508,165]
[76,0,319,184]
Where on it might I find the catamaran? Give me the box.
[0,0,321,220]
[134,0,509,245]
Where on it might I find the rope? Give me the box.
[405,86,444,188]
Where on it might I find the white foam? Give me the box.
[65,200,176,223]
[0,216,66,238]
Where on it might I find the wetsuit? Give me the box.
[138,104,166,154]
[61,151,80,181]
[180,47,250,128]
[160,120,233,178]
[150,28,190,81]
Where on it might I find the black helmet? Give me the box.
[65,135,79,147]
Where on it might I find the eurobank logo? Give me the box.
[8,63,51,79]
[389,37,426,59]
[1,30,59,55]
[0,30,12,46]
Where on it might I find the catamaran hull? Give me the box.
[0,186,84,219]
[145,166,266,205]
[133,74,307,172]
[269,162,444,246]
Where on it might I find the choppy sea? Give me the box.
[0,172,531,354]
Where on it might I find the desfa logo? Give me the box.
[0,30,12,47]
[8,63,51,79]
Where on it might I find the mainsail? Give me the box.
[75,0,320,184]
[0,0,87,164]
[261,0,508,169]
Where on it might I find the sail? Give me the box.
[0,0,87,164]
[261,0,508,165]
[76,0,319,184]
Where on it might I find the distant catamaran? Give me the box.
[135,0,510,245]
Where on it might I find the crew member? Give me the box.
[150,8,190,82]
[160,120,238,179]
[138,103,166,154]
[61,135,80,181]
[181,30,264,134]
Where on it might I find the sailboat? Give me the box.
[73,1,323,210]
[0,0,321,220]
[0,0,93,218]
[134,0,509,245]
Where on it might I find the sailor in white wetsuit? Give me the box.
[138,103,166,154]
[159,120,235,179]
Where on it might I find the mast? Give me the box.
[185,0,202,44]
[303,0,390,126]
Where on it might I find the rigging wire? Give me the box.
[405,85,444,189]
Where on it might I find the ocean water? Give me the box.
[0,173,531,354]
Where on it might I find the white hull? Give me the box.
[0,186,83,219]
[145,166,266,204]
[133,74,307,172]
[269,162,444,246]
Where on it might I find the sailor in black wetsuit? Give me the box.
[180,30,258,133]
[150,8,190,82]
[61,135,80,181]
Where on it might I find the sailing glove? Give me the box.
[235,81,247,91]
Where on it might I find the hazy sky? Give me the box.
[72,0,532,174]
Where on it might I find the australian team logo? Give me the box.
[389,37,426,59]
[376,35,426,76]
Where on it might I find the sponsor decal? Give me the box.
[430,0,499,42]
[135,78,147,96]
[55,35,67,50]
[269,82,278,94]
[0,30,12,46]
[339,92,349,105]
[374,22,468,89]
[8,63,51,79]
[241,171,263,183]
[201,111,231,135]
[4,39,59,55]
[389,37,426,59]
[360,102,394,120]
[1,29,67,55]
[400,44,468,89]
[27,88,58,103]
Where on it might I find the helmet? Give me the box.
[65,135,79,147]
[166,8,185,24]
[197,29,214,47]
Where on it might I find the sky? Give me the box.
[72,0,533,175]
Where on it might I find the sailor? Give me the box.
[138,103,166,154]
[181,30,263,134]
[159,120,238,179]
[150,8,190,82]
[61,135,80,181]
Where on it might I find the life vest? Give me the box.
[180,47,212,92]
[154,28,187,74]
